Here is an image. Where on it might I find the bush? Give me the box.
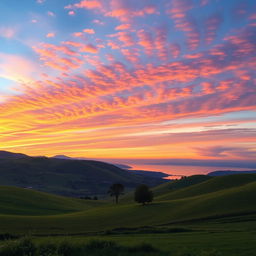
[134,184,153,205]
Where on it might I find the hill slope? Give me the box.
[121,175,212,202]
[0,186,104,215]
[157,174,256,200]
[152,175,212,196]
[0,151,165,197]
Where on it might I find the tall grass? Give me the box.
[0,237,223,256]
[0,237,165,256]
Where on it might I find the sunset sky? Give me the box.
[0,0,256,167]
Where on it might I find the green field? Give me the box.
[0,174,256,255]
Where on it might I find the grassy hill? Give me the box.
[157,173,256,200]
[0,174,256,235]
[0,151,164,197]
[152,175,212,196]
[121,174,212,202]
[0,186,104,216]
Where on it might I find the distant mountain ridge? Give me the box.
[0,151,28,159]
[208,170,256,176]
[0,151,165,197]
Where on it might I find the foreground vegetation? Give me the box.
[0,238,168,256]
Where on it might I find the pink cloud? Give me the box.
[80,44,98,53]
[137,29,154,55]
[106,4,157,22]
[168,0,200,50]
[115,24,131,30]
[121,48,140,64]
[205,13,223,44]
[107,41,120,49]
[83,28,95,34]
[62,41,82,48]
[65,0,102,10]
[68,10,76,16]
[109,31,134,46]
[155,27,169,60]
[33,43,83,71]
[44,61,68,71]
[93,19,105,25]
[46,32,55,38]
[72,32,84,37]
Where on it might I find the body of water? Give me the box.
[129,164,256,179]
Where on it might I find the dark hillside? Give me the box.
[0,151,165,197]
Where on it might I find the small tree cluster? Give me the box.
[134,184,153,205]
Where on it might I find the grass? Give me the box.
[157,173,256,200]
[0,237,167,256]
[1,225,255,256]
[0,186,105,216]
[152,175,213,196]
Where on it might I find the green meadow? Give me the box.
[0,174,256,255]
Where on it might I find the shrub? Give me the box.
[134,184,153,205]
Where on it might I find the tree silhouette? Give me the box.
[108,183,124,204]
[134,184,153,205]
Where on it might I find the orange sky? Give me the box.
[0,0,256,165]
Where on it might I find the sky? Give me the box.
[0,0,256,167]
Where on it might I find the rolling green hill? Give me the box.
[157,173,256,200]
[0,174,255,235]
[121,174,212,202]
[0,186,104,216]
[0,151,164,197]
[152,175,212,196]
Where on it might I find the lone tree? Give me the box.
[108,183,124,204]
[134,184,153,205]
